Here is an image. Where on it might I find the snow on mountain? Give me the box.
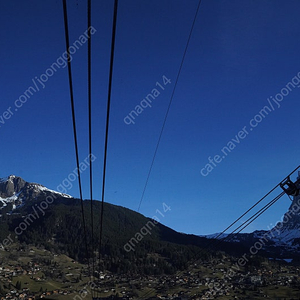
[0,174,16,184]
[0,175,73,213]
[0,176,9,183]
[272,228,300,246]
[202,172,300,256]
[35,184,73,198]
[202,233,229,239]
[268,173,300,249]
[0,193,18,207]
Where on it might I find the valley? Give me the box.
[1,244,300,299]
[1,176,300,299]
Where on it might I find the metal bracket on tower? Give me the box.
[280,176,300,197]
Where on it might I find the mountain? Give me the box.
[250,185,300,257]
[0,175,72,214]
[1,176,299,299]
[0,175,214,275]
[1,174,299,276]
[271,186,300,247]
[206,173,300,259]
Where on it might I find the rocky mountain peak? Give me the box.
[0,175,26,198]
[0,175,72,214]
[287,171,300,213]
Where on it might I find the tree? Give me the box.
[16,280,21,290]
[0,283,5,294]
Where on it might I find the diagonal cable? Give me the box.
[138,0,203,212]
[215,191,285,249]
[139,165,300,299]
[203,164,300,251]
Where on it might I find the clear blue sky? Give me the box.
[1,0,300,235]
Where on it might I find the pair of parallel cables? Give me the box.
[140,165,300,299]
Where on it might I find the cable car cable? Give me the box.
[98,0,119,284]
[228,191,285,240]
[140,165,300,299]
[137,0,203,212]
[87,0,96,295]
[62,0,91,278]
[209,164,300,244]
[215,191,285,249]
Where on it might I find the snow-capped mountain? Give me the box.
[204,172,300,258]
[248,174,300,254]
[0,175,72,213]
[257,186,300,252]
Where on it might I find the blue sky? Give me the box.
[1,0,300,235]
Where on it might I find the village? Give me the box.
[1,250,300,300]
